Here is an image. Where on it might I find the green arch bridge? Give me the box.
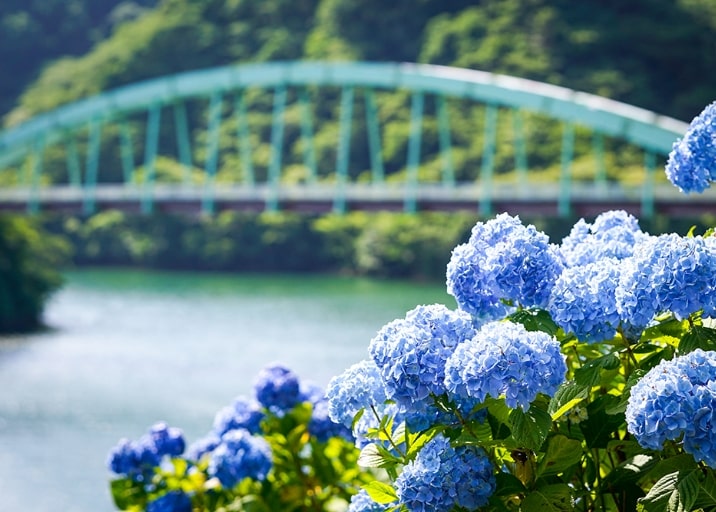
[0,61,708,218]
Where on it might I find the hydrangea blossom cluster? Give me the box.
[444,321,566,410]
[208,428,273,488]
[548,258,623,343]
[212,396,264,436]
[665,100,716,193]
[254,363,301,412]
[368,304,476,410]
[394,434,495,512]
[559,210,649,267]
[145,491,192,512]
[447,213,563,319]
[326,358,388,427]
[107,422,185,482]
[616,234,716,329]
[626,349,716,467]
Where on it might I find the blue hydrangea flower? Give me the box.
[299,380,326,404]
[185,434,221,462]
[560,210,650,267]
[212,396,264,436]
[107,422,185,482]
[208,428,273,488]
[348,489,395,511]
[254,363,301,413]
[308,398,353,443]
[368,304,477,410]
[548,258,623,343]
[447,214,563,319]
[395,434,495,512]
[327,359,388,427]
[146,491,192,512]
[626,349,716,467]
[444,321,566,410]
[147,422,185,457]
[616,234,716,329]
[665,101,716,193]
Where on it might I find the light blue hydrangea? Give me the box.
[368,304,477,409]
[665,101,716,193]
[560,210,650,267]
[307,397,353,443]
[146,491,192,512]
[447,214,563,319]
[395,434,495,512]
[326,359,388,427]
[208,428,273,488]
[626,349,716,467]
[616,234,716,329]
[212,396,264,436]
[185,434,221,462]
[548,258,623,343]
[347,489,394,512]
[444,321,566,410]
[254,363,301,413]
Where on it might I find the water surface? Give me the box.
[0,269,450,511]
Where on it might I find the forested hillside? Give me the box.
[3,0,715,124]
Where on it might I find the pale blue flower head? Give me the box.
[666,101,716,193]
[326,359,388,427]
[395,434,495,512]
[626,349,716,467]
[616,234,716,329]
[208,428,272,488]
[560,210,650,267]
[147,421,185,457]
[548,258,623,343]
[444,320,566,410]
[368,304,477,409]
[447,214,563,318]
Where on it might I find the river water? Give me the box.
[0,269,450,512]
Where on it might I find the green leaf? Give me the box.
[508,308,559,336]
[580,394,625,449]
[641,317,689,346]
[548,380,589,420]
[110,477,146,510]
[638,470,700,512]
[357,443,389,468]
[521,484,573,512]
[537,435,582,478]
[574,352,620,387]
[678,325,716,355]
[602,454,656,490]
[509,405,552,451]
[363,481,398,504]
[694,471,716,510]
[493,471,527,497]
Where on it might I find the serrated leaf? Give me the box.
[694,472,716,510]
[548,380,589,420]
[602,454,656,489]
[639,471,679,512]
[673,470,700,512]
[574,352,621,387]
[580,394,625,449]
[110,477,146,510]
[678,325,716,355]
[351,407,365,431]
[363,481,398,504]
[406,429,437,458]
[509,405,552,451]
[493,472,527,497]
[537,435,582,478]
[521,484,573,512]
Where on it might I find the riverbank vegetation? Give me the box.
[0,215,68,332]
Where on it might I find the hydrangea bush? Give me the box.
[107,364,373,511]
[109,100,716,511]
[328,102,716,512]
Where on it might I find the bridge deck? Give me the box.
[1,183,714,217]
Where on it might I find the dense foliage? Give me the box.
[0,214,68,332]
[107,364,374,511]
